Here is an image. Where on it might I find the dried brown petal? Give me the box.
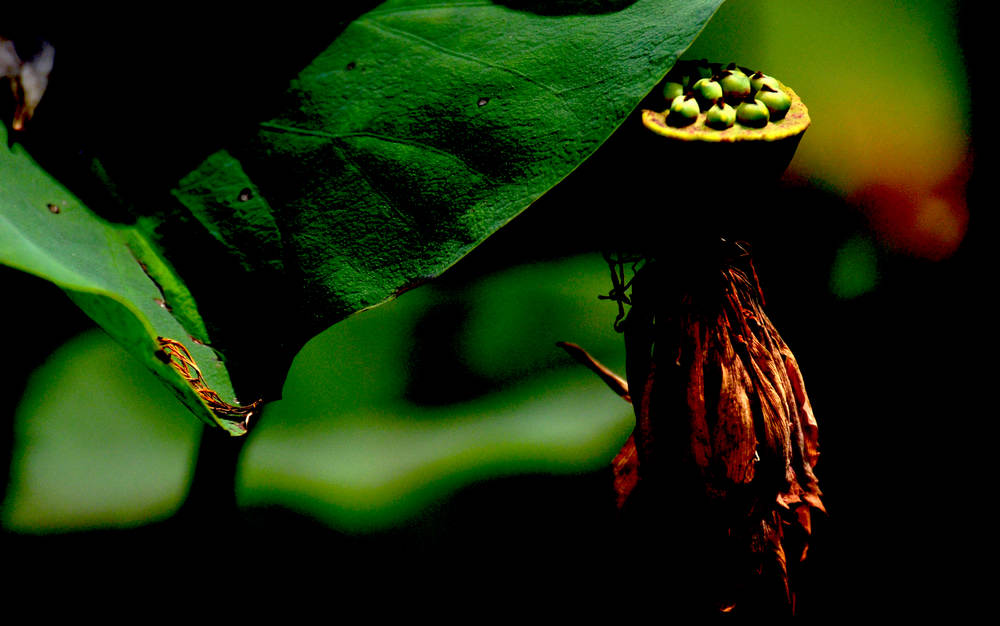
[713,326,757,485]
[612,435,640,509]
[616,246,823,614]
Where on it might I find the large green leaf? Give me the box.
[224,0,724,320]
[1,0,724,429]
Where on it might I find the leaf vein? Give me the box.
[356,17,561,95]
[330,141,413,227]
[258,122,497,184]
[367,1,493,18]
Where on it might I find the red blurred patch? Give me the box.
[850,158,971,261]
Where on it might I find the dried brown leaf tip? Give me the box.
[156,336,261,434]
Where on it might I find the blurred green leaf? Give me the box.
[239,370,632,532]
[462,255,624,381]
[238,254,631,532]
[2,330,202,533]
[830,234,878,299]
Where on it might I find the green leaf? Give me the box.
[0,128,250,435]
[3,329,202,532]
[220,0,724,322]
[239,253,633,532]
[1,0,724,428]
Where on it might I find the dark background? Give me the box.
[1,1,988,616]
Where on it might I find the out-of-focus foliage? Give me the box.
[684,0,969,264]
[829,234,878,299]
[2,330,201,532]
[4,255,630,532]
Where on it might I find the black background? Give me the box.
[1,3,990,617]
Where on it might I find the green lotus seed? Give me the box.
[668,93,700,127]
[750,71,781,95]
[692,77,724,112]
[705,99,736,130]
[719,67,751,104]
[662,81,685,102]
[755,84,792,120]
[736,97,769,128]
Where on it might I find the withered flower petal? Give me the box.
[617,241,823,614]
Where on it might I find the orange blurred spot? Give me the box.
[850,160,970,261]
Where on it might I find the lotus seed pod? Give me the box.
[755,84,792,120]
[705,99,736,130]
[750,71,781,95]
[736,98,769,128]
[663,81,685,102]
[692,77,724,111]
[668,93,700,127]
[640,62,810,184]
[719,67,751,104]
